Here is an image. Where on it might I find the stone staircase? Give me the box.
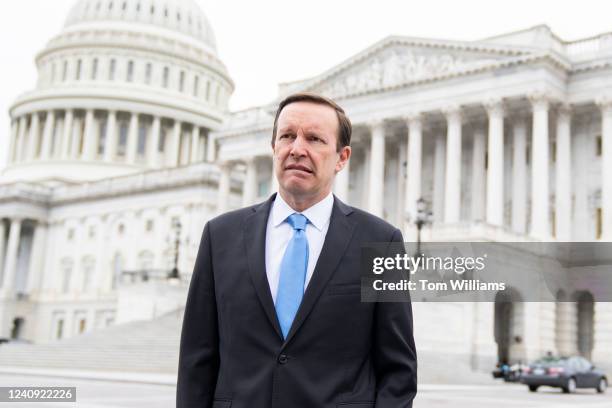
[0,309,184,373]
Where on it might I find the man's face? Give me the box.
[272,101,350,202]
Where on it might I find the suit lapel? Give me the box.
[244,194,284,340]
[282,196,356,347]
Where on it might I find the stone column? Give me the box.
[555,105,572,241]
[70,115,82,159]
[486,100,505,227]
[334,158,350,203]
[242,157,258,206]
[148,116,161,167]
[217,162,231,213]
[40,110,56,160]
[81,109,96,160]
[61,110,74,159]
[444,106,462,223]
[190,125,200,163]
[126,112,139,164]
[1,218,22,297]
[0,221,6,284]
[200,131,208,163]
[598,99,612,240]
[15,116,28,163]
[104,110,117,162]
[25,222,47,295]
[8,120,18,164]
[405,113,423,221]
[529,94,550,239]
[26,112,40,160]
[167,120,181,167]
[511,119,528,234]
[471,127,486,221]
[368,120,386,218]
[591,302,612,368]
[433,133,446,222]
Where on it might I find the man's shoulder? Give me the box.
[335,198,401,241]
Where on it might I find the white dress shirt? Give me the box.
[265,191,334,303]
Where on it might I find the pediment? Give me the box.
[281,37,533,99]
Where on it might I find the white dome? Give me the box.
[64,0,217,51]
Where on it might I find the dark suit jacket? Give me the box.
[177,194,417,408]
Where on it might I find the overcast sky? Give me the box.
[1,0,612,166]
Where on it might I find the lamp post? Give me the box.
[414,197,432,257]
[168,220,181,280]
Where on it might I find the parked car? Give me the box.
[521,356,607,393]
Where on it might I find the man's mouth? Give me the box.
[285,164,314,174]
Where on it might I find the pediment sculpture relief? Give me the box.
[313,49,499,98]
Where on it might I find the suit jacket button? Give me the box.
[278,354,288,364]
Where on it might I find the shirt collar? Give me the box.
[271,191,334,232]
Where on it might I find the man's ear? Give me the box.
[335,146,351,173]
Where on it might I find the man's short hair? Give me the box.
[271,92,352,152]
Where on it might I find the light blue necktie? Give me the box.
[275,213,309,339]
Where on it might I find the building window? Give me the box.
[82,258,95,292]
[88,226,96,239]
[596,207,602,239]
[162,67,169,88]
[193,75,199,97]
[92,58,98,80]
[118,223,125,235]
[205,80,210,100]
[122,1,127,11]
[596,135,602,156]
[109,1,113,10]
[127,60,134,82]
[109,59,116,80]
[171,216,180,228]
[179,70,185,92]
[145,63,152,84]
[67,228,74,240]
[50,63,56,83]
[145,219,154,232]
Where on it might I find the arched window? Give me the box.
[145,63,152,84]
[162,66,169,88]
[179,70,185,92]
[81,256,96,292]
[127,60,134,82]
[109,59,116,80]
[193,75,199,97]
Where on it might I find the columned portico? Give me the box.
[444,106,462,223]
[529,94,551,239]
[368,120,386,218]
[486,100,505,227]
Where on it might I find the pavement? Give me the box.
[0,369,610,407]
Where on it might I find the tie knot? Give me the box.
[287,213,308,231]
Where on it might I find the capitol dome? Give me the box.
[3,0,233,184]
[64,0,217,52]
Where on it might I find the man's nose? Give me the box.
[289,134,308,157]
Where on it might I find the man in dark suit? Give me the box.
[177,92,417,408]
